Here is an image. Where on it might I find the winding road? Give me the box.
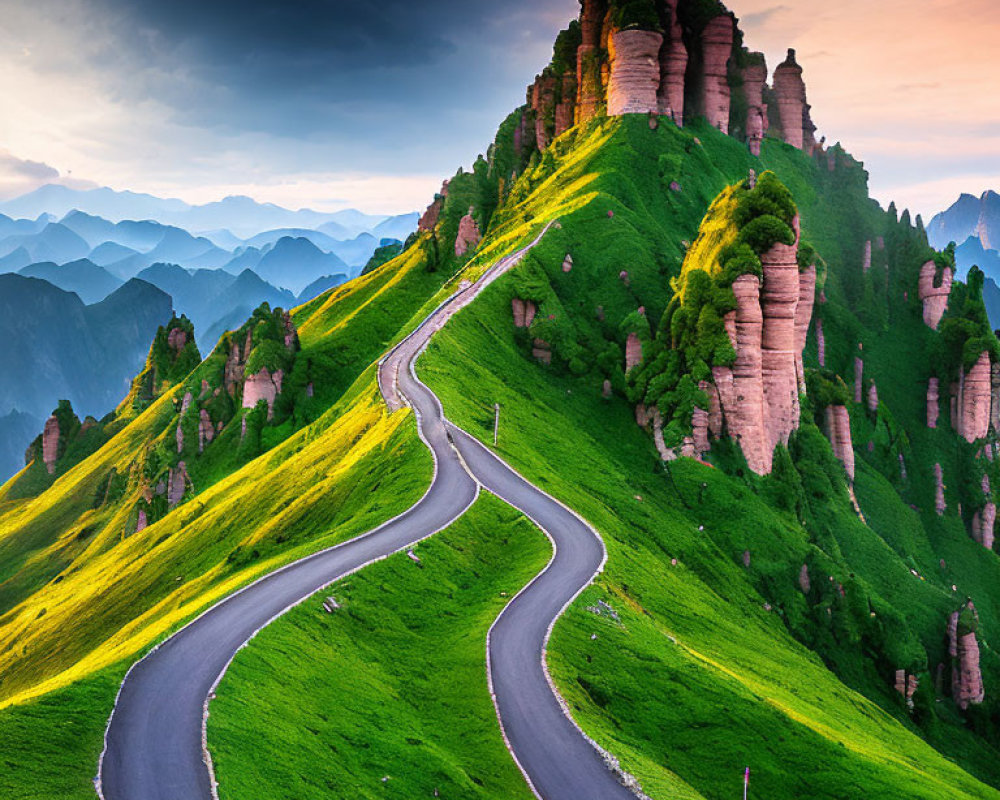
[98,222,637,800]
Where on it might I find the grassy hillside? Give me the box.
[409,115,1000,797]
[203,113,1000,800]
[209,494,547,800]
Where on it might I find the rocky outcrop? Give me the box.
[772,50,815,152]
[862,240,872,274]
[243,368,284,419]
[760,218,803,453]
[532,339,552,364]
[854,357,864,404]
[960,353,992,443]
[950,603,986,710]
[555,72,577,138]
[167,326,188,353]
[418,181,449,232]
[136,509,148,533]
[993,363,1000,433]
[743,56,768,155]
[657,0,687,123]
[700,15,734,133]
[794,265,816,391]
[816,318,825,367]
[825,405,855,482]
[972,474,995,549]
[927,378,940,428]
[455,209,482,257]
[625,332,643,373]
[894,670,919,704]
[511,298,538,329]
[224,329,254,396]
[607,30,664,116]
[530,72,559,150]
[562,254,574,273]
[575,0,605,124]
[799,563,811,594]
[692,381,711,455]
[728,275,770,474]
[935,463,946,515]
[167,462,191,509]
[868,382,879,413]
[918,260,953,330]
[711,220,814,475]
[41,415,60,474]
[198,409,215,453]
[175,422,184,454]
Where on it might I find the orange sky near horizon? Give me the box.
[734,0,1000,217]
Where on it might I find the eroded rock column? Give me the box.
[607,30,664,116]
[700,15,734,133]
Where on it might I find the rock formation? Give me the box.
[799,563,811,594]
[743,56,768,155]
[894,670,919,704]
[625,332,643,373]
[575,0,605,124]
[167,326,188,353]
[971,474,995,549]
[198,409,215,453]
[555,72,577,138]
[455,208,482,257]
[657,0,688,123]
[562,254,574,273]
[918,260,953,330]
[728,275,770,474]
[825,405,855,482]
[607,30,664,116]
[950,603,986,710]
[692,382,711,455]
[166,462,191,508]
[868,382,879,413]
[927,378,940,428]
[772,50,815,152]
[794,265,816,391]
[243,368,284,419]
[511,298,538,328]
[41,415,60,474]
[530,71,559,150]
[816,318,825,367]
[760,218,803,453]
[935,463,946,515]
[700,15,734,133]
[854,357,864,404]
[418,181,449,232]
[960,353,992,443]
[175,422,184,454]
[532,339,552,364]
[136,509,148,533]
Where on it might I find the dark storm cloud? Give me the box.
[87,0,577,146]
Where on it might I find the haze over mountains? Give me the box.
[0,185,418,480]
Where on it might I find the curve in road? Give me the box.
[98,221,639,800]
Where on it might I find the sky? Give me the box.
[0,0,995,218]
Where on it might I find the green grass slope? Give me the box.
[209,494,547,800]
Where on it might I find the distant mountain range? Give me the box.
[929,191,1000,329]
[0,188,416,480]
[0,184,418,240]
[0,274,172,479]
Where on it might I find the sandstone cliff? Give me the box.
[607,30,664,116]
[950,603,986,710]
[455,209,482,257]
[825,405,855,482]
[657,0,687,123]
[772,50,815,152]
[918,260,953,330]
[699,15,734,133]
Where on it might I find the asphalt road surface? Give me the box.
[99,221,636,800]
